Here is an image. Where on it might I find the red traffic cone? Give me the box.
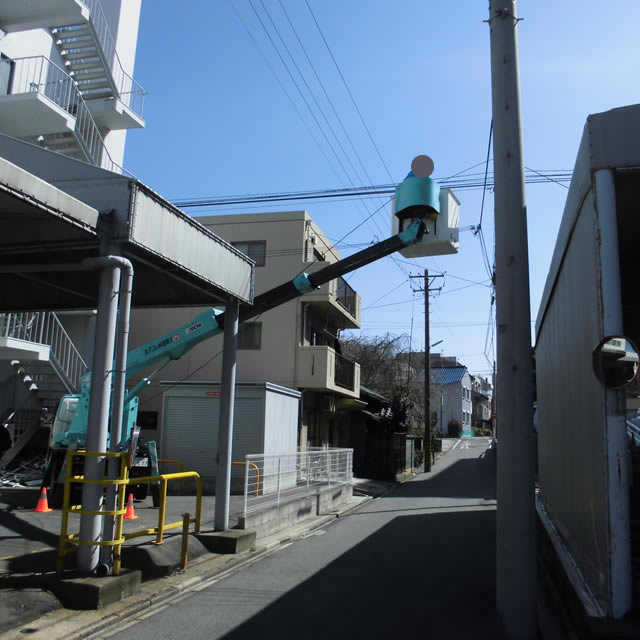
[124,493,138,520]
[34,487,53,513]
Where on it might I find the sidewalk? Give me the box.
[0,474,394,636]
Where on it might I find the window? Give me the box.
[238,322,262,349]
[232,241,266,266]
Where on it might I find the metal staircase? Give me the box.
[1,312,88,402]
[0,312,88,467]
[50,0,144,116]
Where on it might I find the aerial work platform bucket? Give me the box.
[392,155,460,258]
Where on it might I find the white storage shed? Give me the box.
[159,381,300,492]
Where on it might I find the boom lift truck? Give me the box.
[43,159,449,505]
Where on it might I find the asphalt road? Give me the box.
[100,437,501,640]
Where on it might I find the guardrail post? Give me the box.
[276,457,281,507]
[243,458,249,517]
[181,513,190,570]
[155,477,168,544]
[328,450,332,487]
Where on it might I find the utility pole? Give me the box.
[488,2,536,638]
[410,270,442,472]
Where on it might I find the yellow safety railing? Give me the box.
[158,458,184,490]
[232,461,260,496]
[122,471,201,545]
[57,452,202,575]
[57,450,129,576]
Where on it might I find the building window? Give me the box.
[232,241,266,266]
[238,322,262,349]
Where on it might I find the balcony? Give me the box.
[295,345,360,398]
[0,0,88,32]
[302,271,361,329]
[0,56,125,173]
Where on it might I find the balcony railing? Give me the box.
[9,55,76,111]
[9,56,127,174]
[336,277,356,317]
[335,353,356,391]
[77,0,145,116]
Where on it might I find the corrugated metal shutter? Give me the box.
[163,396,220,476]
[163,394,264,479]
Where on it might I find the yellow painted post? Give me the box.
[112,454,128,576]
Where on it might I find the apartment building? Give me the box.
[0,0,144,171]
[0,0,144,455]
[128,211,363,450]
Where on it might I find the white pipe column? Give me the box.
[78,264,120,573]
[488,2,536,638]
[214,298,239,531]
[87,257,134,571]
[594,169,632,618]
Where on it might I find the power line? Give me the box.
[172,169,572,208]
[304,0,394,183]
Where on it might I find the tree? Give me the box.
[342,333,425,433]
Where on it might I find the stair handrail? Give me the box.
[74,0,145,117]
[0,312,88,393]
[8,56,131,176]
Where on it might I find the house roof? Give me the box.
[431,366,467,385]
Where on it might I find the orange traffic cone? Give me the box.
[34,487,53,513]
[124,493,138,520]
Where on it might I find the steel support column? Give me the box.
[214,298,239,531]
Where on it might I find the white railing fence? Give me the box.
[0,312,88,392]
[243,447,353,516]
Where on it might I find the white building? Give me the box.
[430,366,472,436]
[0,0,144,171]
[0,0,145,454]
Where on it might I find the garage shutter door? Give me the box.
[163,396,220,477]
[163,395,265,478]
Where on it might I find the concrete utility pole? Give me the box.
[488,2,536,638]
[410,271,443,472]
[424,270,432,472]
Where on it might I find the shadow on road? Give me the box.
[214,444,501,640]
[218,509,501,639]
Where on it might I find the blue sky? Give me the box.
[124,0,640,377]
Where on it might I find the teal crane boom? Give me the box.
[50,217,427,453]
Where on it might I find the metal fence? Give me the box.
[243,447,353,516]
[0,311,88,392]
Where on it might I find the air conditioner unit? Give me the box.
[320,395,336,413]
